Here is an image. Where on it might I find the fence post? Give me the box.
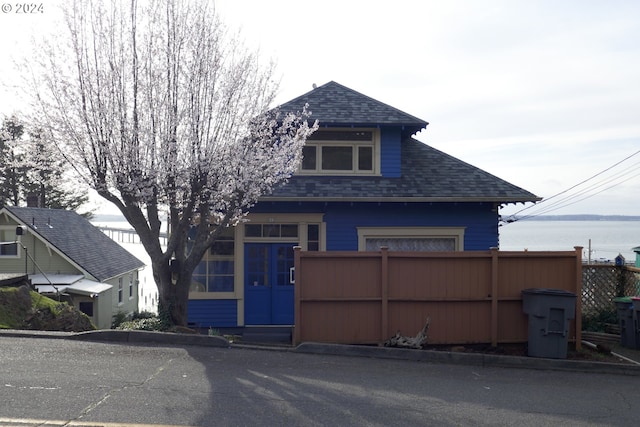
[490,247,499,347]
[293,246,302,346]
[381,247,389,343]
[574,246,583,350]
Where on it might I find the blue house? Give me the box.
[188,81,540,329]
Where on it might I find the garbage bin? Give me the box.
[522,288,576,359]
[613,297,636,349]
[632,297,640,349]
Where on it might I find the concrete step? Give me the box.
[242,326,292,344]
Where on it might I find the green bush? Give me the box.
[582,308,617,332]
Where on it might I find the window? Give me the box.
[357,227,465,252]
[128,273,134,299]
[245,223,299,239]
[307,224,320,251]
[79,301,94,317]
[191,227,235,293]
[300,129,378,175]
[0,228,18,257]
[118,278,123,304]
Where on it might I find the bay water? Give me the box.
[498,220,640,263]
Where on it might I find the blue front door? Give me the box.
[245,243,296,325]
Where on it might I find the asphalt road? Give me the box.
[0,337,638,426]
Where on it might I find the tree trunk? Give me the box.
[153,260,192,327]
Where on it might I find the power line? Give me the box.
[503,149,640,223]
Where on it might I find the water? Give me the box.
[499,220,640,263]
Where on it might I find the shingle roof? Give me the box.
[266,138,540,203]
[278,81,428,136]
[3,207,145,282]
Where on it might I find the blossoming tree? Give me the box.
[29,0,317,326]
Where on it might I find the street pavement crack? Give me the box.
[61,358,174,426]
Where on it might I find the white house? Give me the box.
[0,206,145,329]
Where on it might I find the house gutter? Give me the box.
[260,196,542,203]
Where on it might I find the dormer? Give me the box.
[277,81,428,178]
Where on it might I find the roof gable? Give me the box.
[2,207,144,282]
[278,81,428,135]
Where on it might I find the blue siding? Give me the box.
[380,128,402,177]
[251,201,499,251]
[187,299,237,328]
[324,202,498,250]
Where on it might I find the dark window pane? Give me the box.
[79,301,94,316]
[307,224,319,240]
[212,260,234,274]
[281,224,298,237]
[358,146,373,171]
[302,146,316,170]
[0,243,17,256]
[264,224,279,237]
[245,224,262,237]
[208,276,234,292]
[308,130,372,141]
[322,146,352,170]
[210,240,234,255]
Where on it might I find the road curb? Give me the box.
[67,329,230,347]
[3,329,640,375]
[293,342,640,376]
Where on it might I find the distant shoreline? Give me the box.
[510,215,640,222]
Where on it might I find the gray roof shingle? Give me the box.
[278,81,428,135]
[266,138,540,203]
[4,207,144,282]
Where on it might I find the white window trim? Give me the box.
[0,226,20,258]
[298,127,380,176]
[117,278,124,305]
[357,227,465,251]
[128,273,134,300]
[189,213,326,301]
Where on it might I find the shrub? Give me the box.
[116,317,164,331]
[582,308,617,332]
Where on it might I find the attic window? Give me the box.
[300,128,379,175]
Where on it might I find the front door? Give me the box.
[244,243,296,325]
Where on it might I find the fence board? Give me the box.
[294,247,583,347]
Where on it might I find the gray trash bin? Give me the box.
[613,297,636,349]
[522,288,576,359]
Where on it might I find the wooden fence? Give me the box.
[293,247,583,348]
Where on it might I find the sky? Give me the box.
[1,0,639,217]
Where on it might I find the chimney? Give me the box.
[26,194,39,207]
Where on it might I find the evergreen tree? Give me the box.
[0,115,90,214]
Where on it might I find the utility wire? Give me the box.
[519,160,640,216]
[503,149,640,223]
